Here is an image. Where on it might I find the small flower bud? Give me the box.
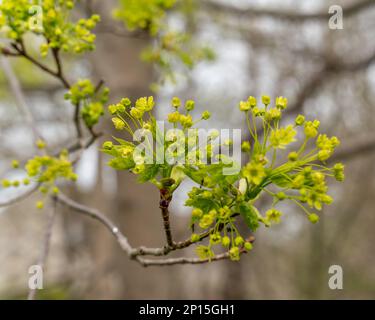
[308,213,319,224]
[12,160,19,169]
[239,101,251,112]
[244,242,253,251]
[234,236,244,246]
[36,139,46,149]
[295,114,305,126]
[191,233,200,243]
[102,141,113,150]
[222,236,231,248]
[112,117,125,130]
[36,201,44,210]
[247,96,257,107]
[276,96,288,109]
[201,111,211,120]
[288,151,298,162]
[192,208,203,219]
[172,97,181,109]
[262,95,271,106]
[241,141,251,152]
[185,100,195,111]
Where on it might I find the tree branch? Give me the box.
[0,183,40,208]
[285,51,375,116]
[0,56,42,142]
[54,192,249,267]
[159,189,174,247]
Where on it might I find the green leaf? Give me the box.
[238,202,259,232]
[185,197,216,214]
[138,164,160,183]
[113,137,135,148]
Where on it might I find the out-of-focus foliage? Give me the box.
[113,0,176,35]
[114,0,215,87]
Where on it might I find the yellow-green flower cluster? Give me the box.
[108,96,155,134]
[142,31,215,87]
[270,125,297,149]
[167,97,210,129]
[64,79,109,128]
[114,0,214,86]
[3,144,77,209]
[186,183,254,261]
[103,95,344,262]
[235,95,345,228]
[25,152,77,184]
[0,0,100,56]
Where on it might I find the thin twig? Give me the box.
[136,249,247,267]
[54,192,249,266]
[10,41,71,89]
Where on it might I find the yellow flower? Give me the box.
[195,245,215,260]
[172,97,181,108]
[241,141,251,152]
[247,96,257,107]
[180,114,193,128]
[239,101,251,112]
[221,236,231,248]
[275,96,288,109]
[229,247,240,261]
[130,107,143,119]
[265,208,283,224]
[192,208,203,219]
[262,95,271,105]
[112,117,125,130]
[185,100,195,111]
[201,111,211,120]
[242,162,266,185]
[270,125,297,149]
[167,111,180,123]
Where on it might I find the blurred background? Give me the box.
[0,0,375,299]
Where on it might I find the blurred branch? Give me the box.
[286,51,375,116]
[0,56,42,142]
[331,137,375,162]
[55,192,249,266]
[28,199,57,300]
[203,0,375,22]
[0,183,40,208]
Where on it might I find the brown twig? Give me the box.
[54,192,249,267]
[159,189,174,247]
